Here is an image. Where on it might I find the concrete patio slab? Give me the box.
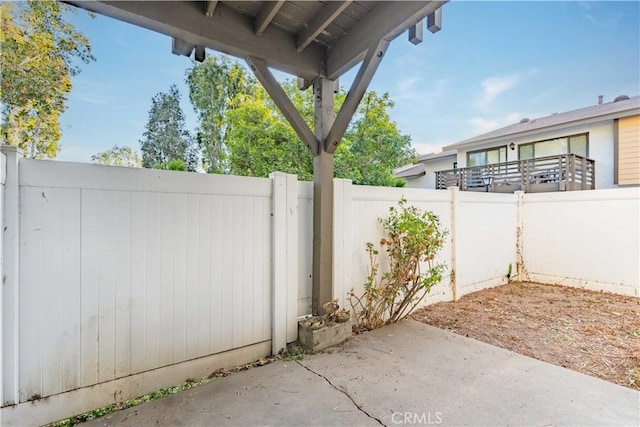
[86,320,640,427]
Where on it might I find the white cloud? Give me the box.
[481,75,519,104]
[469,117,500,134]
[397,76,420,94]
[393,77,451,106]
[72,81,126,108]
[469,112,525,135]
[410,141,449,156]
[577,2,622,30]
[528,87,561,104]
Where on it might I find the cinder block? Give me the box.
[298,320,352,351]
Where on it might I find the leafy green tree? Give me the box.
[224,82,315,180]
[186,56,254,173]
[337,92,415,187]
[185,55,415,185]
[223,81,413,186]
[91,145,142,167]
[0,0,95,158]
[155,159,187,171]
[140,85,198,172]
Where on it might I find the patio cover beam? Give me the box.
[205,1,218,18]
[64,0,325,81]
[171,37,194,57]
[246,57,319,155]
[296,1,352,53]
[325,38,389,154]
[327,1,444,79]
[409,20,424,45]
[255,0,285,37]
[427,9,443,33]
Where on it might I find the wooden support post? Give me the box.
[247,46,388,315]
[312,78,336,315]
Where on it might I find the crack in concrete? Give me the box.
[296,361,386,426]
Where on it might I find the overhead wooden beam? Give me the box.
[327,1,447,79]
[255,0,285,36]
[205,0,218,18]
[325,38,390,154]
[408,20,423,45]
[296,1,351,52]
[246,57,319,155]
[194,45,206,62]
[65,1,324,81]
[171,37,194,57]
[427,8,442,33]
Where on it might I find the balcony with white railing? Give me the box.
[435,154,595,193]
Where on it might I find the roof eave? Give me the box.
[443,107,640,152]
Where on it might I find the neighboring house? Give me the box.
[394,150,457,189]
[398,95,640,192]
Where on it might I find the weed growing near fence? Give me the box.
[349,198,447,331]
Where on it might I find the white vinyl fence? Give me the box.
[522,189,640,296]
[1,147,638,425]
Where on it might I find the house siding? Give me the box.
[616,115,640,185]
[404,156,457,189]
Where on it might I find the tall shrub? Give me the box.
[349,198,447,331]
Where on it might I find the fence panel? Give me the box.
[454,191,518,296]
[16,160,273,402]
[522,189,640,296]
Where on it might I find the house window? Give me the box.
[467,146,507,166]
[518,133,588,160]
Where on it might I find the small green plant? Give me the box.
[506,263,513,281]
[281,342,316,361]
[349,198,447,331]
[47,377,213,426]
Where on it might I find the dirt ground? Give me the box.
[411,282,640,390]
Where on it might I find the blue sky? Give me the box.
[58,1,640,162]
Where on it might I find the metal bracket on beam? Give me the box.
[427,9,442,33]
[247,57,320,155]
[408,20,423,45]
[325,38,390,154]
[171,37,195,57]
